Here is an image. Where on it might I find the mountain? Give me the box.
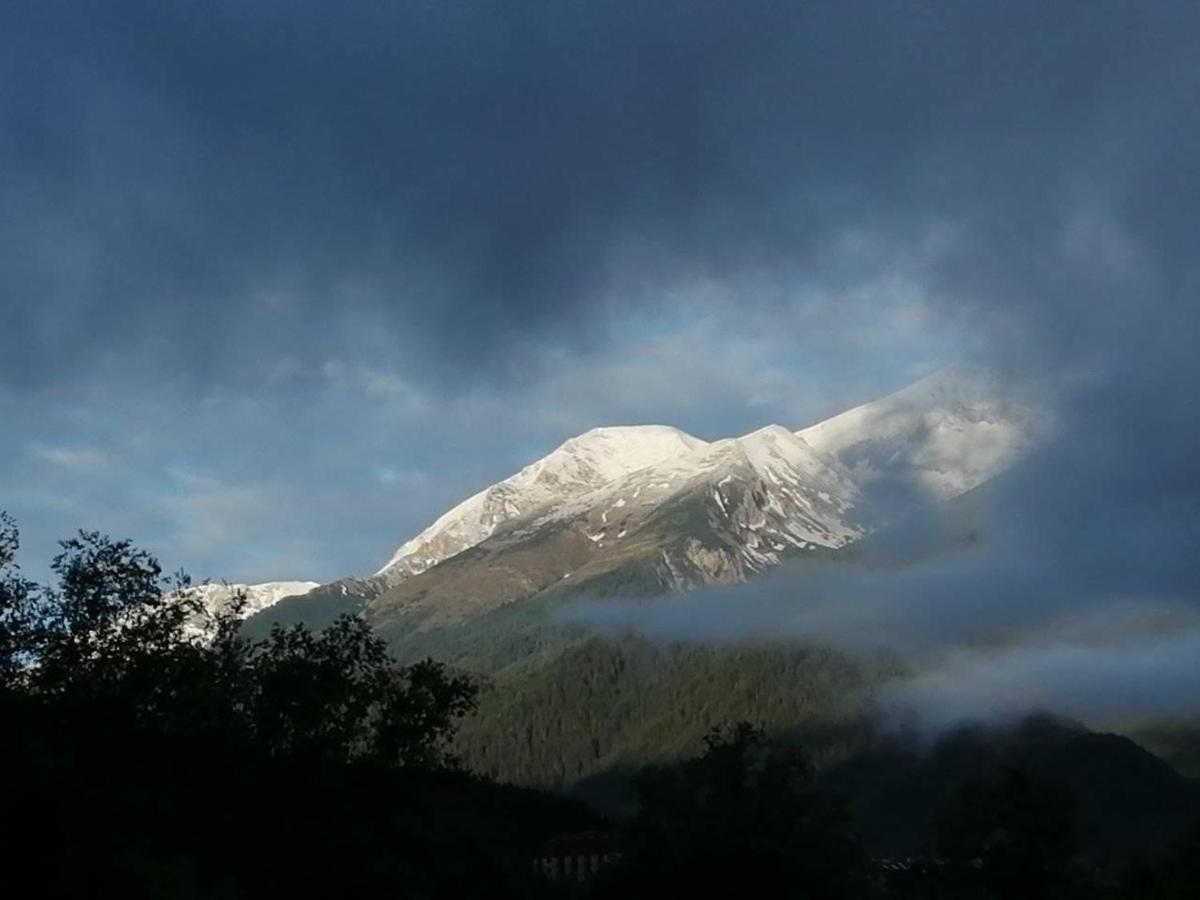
[365,423,869,632]
[260,367,1037,641]
[297,366,1029,633]
[244,367,1045,790]
[823,715,1200,861]
[376,425,706,581]
[189,580,320,620]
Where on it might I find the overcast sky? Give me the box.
[2,2,1197,587]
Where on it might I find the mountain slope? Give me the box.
[188,580,318,615]
[824,716,1200,860]
[366,424,866,630]
[238,368,1055,792]
[376,425,706,581]
[181,581,320,638]
[456,635,881,790]
[256,367,1036,639]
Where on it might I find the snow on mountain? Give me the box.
[566,423,865,554]
[554,423,868,588]
[797,366,1037,499]
[362,423,875,627]
[189,581,320,619]
[164,580,320,640]
[376,425,706,579]
[160,368,1034,635]
[697,424,865,550]
[356,366,1039,623]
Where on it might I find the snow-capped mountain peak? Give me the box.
[521,425,708,489]
[376,424,706,578]
[361,367,1039,618]
[254,367,1041,632]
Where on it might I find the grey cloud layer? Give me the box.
[4,2,1197,390]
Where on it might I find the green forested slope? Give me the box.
[453,634,899,789]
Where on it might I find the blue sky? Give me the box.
[2,2,1198,585]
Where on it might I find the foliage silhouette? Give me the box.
[0,516,594,898]
[593,722,871,898]
[937,765,1082,899]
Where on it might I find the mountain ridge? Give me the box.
[375,424,707,581]
[250,366,1037,633]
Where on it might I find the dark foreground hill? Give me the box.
[823,716,1200,862]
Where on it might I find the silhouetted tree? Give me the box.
[0,515,592,898]
[0,511,37,688]
[1118,817,1200,900]
[247,615,476,767]
[938,765,1084,899]
[596,722,869,898]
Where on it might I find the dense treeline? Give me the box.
[4,512,1199,898]
[458,635,887,791]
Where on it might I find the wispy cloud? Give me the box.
[28,443,111,473]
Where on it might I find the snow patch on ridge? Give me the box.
[174,581,320,637]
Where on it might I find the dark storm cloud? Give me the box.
[2,0,1199,660]
[3,1,1197,392]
